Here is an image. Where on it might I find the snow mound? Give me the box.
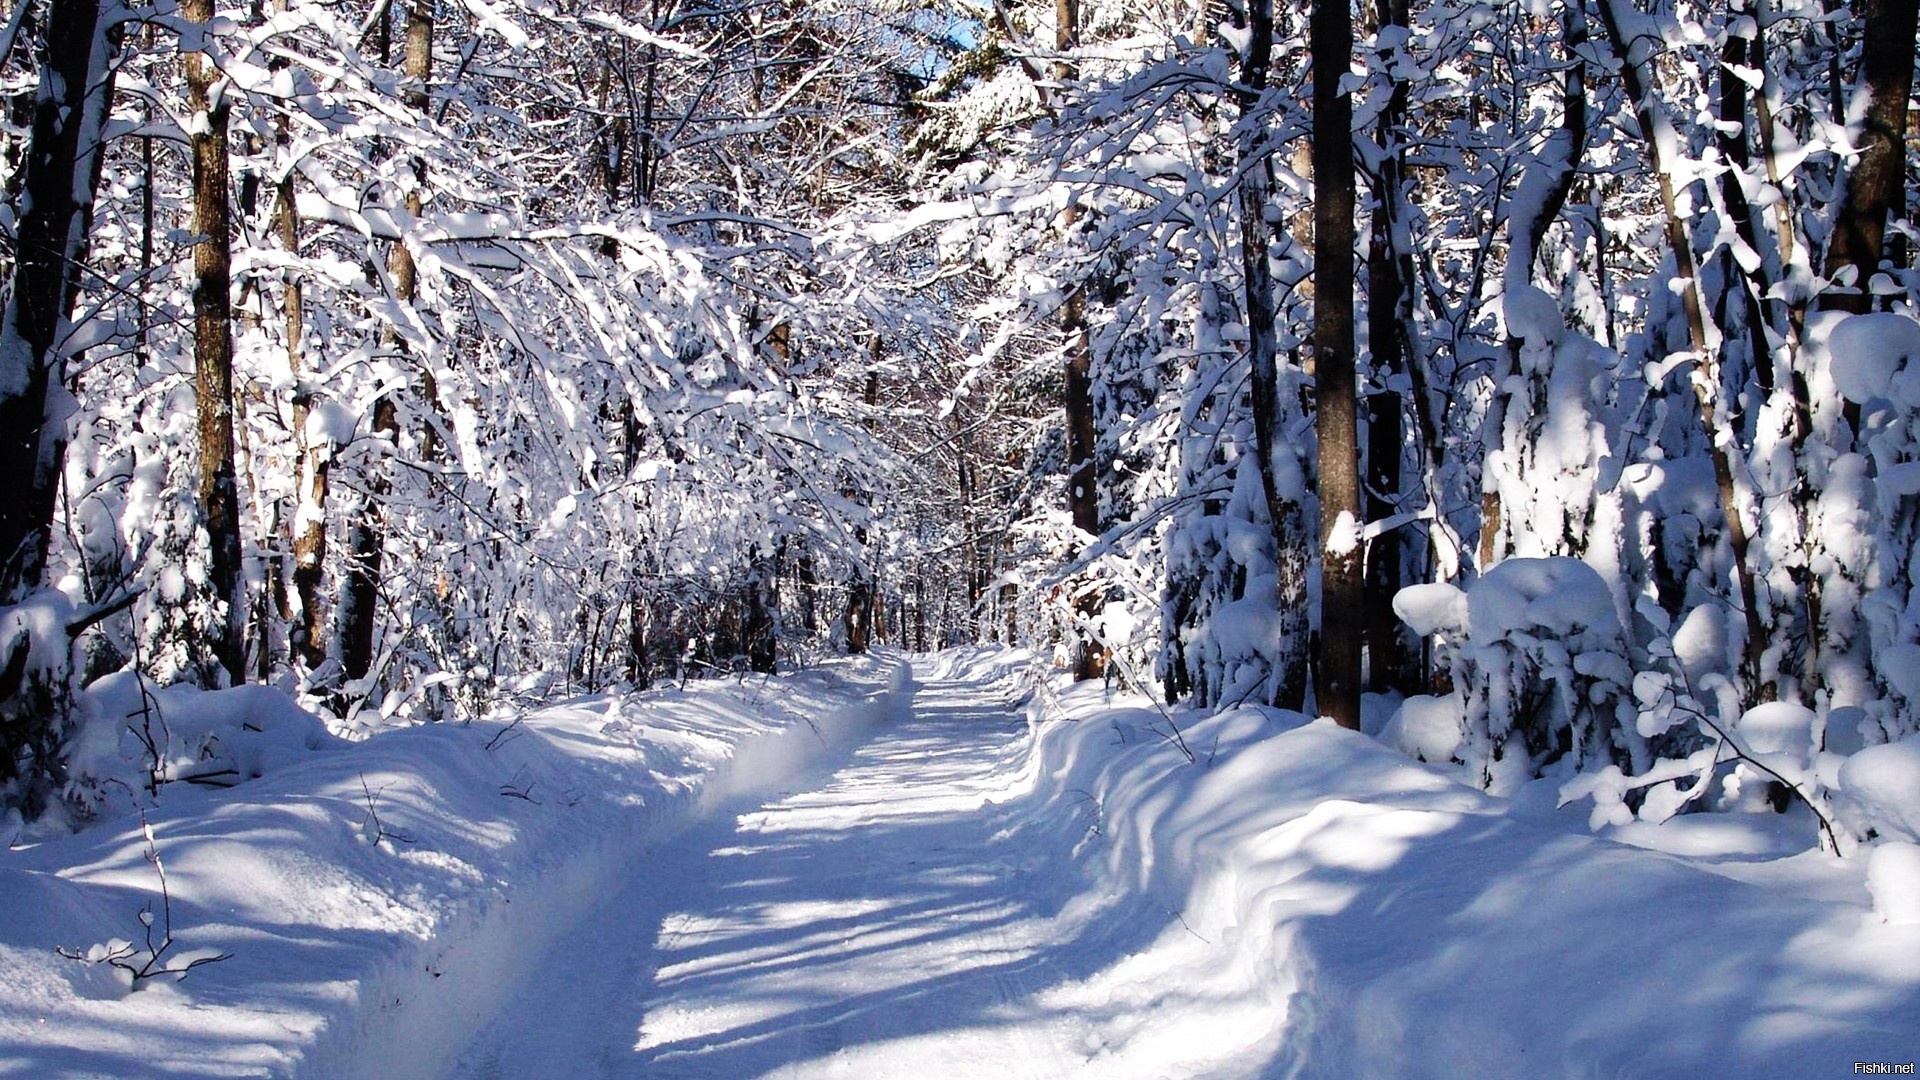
[1469,555,1622,643]
[1867,842,1920,925]
[1023,667,1920,1078]
[1826,311,1920,406]
[1392,582,1467,637]
[0,655,909,1078]
[63,674,346,820]
[1838,737,1920,843]
[1735,700,1817,771]
[1382,693,1463,763]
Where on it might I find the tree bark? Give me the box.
[184,0,246,686]
[278,0,329,672]
[1821,0,1919,314]
[1233,0,1310,712]
[0,0,116,604]
[1364,0,1414,694]
[1055,0,1106,681]
[0,0,118,810]
[339,0,431,688]
[1600,0,1773,701]
[744,557,777,673]
[1313,0,1362,730]
[1479,10,1587,572]
[844,361,881,654]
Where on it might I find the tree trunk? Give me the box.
[1064,271,1105,678]
[1821,0,1919,314]
[339,0,431,689]
[745,557,777,673]
[280,9,330,670]
[844,363,881,654]
[1364,0,1414,695]
[184,0,246,686]
[1056,0,1106,682]
[1313,0,1362,730]
[796,550,818,633]
[0,0,116,604]
[843,575,873,654]
[1235,0,1310,712]
[1480,10,1587,573]
[269,0,317,671]
[0,0,118,811]
[915,574,928,651]
[1600,0,1773,701]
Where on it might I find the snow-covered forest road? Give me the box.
[445,665,1094,1080]
[3,651,1916,1078]
[435,652,1920,1080]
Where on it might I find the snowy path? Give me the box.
[443,664,1098,1079]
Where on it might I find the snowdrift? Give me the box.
[0,655,909,1078]
[1015,670,1920,1078]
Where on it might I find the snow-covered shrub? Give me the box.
[60,674,344,823]
[1835,739,1920,845]
[1823,311,1920,740]
[1391,557,1641,794]
[1164,454,1287,709]
[0,592,82,817]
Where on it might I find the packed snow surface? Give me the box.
[3,650,1916,1078]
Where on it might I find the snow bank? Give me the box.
[62,674,348,821]
[0,654,908,1078]
[1017,673,1920,1078]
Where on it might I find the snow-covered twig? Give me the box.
[1671,694,1842,855]
[57,812,231,986]
[358,775,415,845]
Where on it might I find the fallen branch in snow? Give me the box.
[57,812,231,986]
[484,715,526,753]
[1068,605,1196,764]
[1163,905,1210,944]
[1065,788,1104,838]
[168,768,241,788]
[498,768,541,803]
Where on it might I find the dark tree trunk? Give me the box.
[914,574,928,651]
[184,0,246,686]
[844,363,882,654]
[1236,0,1310,712]
[626,595,651,690]
[844,575,873,654]
[1064,273,1104,678]
[796,550,818,633]
[338,398,396,688]
[0,0,118,811]
[0,0,116,604]
[339,1,431,689]
[1313,0,1362,730]
[1057,0,1105,682]
[1364,0,1414,695]
[1822,0,1919,314]
[745,557,777,674]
